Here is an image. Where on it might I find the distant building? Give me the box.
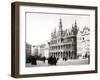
[32,45,39,56]
[40,43,49,58]
[26,43,32,57]
[49,19,77,59]
[31,44,49,58]
[39,44,45,57]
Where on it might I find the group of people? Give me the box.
[48,56,58,65]
[27,55,69,65]
[62,57,68,61]
[30,56,37,65]
[30,56,46,65]
[26,55,59,65]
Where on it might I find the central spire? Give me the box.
[58,18,63,37]
[59,18,63,31]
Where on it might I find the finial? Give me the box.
[60,18,62,24]
[75,20,77,25]
[54,28,56,33]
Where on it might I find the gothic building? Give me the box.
[49,19,77,59]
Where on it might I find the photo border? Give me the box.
[11,2,98,78]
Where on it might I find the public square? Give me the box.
[26,58,89,67]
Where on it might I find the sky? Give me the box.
[26,12,90,45]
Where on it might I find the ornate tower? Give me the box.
[58,18,63,43]
[58,18,63,36]
[73,20,77,59]
[74,20,78,35]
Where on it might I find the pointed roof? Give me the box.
[59,18,63,31]
[54,28,56,33]
[74,20,77,27]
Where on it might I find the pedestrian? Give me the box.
[53,56,57,65]
[43,56,46,63]
[48,56,51,64]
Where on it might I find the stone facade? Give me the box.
[77,27,90,57]
[40,43,49,58]
[26,43,32,57]
[49,19,77,59]
[32,44,49,58]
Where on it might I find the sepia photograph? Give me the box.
[25,12,90,67]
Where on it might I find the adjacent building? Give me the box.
[77,27,90,57]
[26,43,32,57]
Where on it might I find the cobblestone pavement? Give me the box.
[26,58,89,67]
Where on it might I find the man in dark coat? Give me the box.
[53,56,57,65]
[42,56,46,63]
